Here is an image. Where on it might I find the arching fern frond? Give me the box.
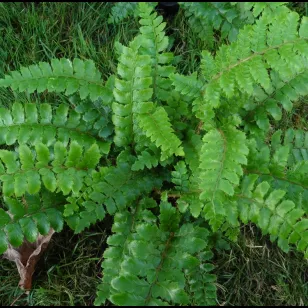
[0,102,111,153]
[0,58,112,103]
[201,10,308,119]
[236,175,308,257]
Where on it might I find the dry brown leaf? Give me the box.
[3,229,55,290]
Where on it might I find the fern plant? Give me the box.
[180,2,288,47]
[0,2,307,306]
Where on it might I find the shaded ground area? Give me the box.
[1,223,307,306]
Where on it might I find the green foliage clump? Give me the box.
[0,2,307,306]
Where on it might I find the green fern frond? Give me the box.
[131,150,159,171]
[0,141,101,197]
[199,126,249,229]
[95,200,216,306]
[66,162,164,222]
[180,2,255,45]
[247,129,308,176]
[0,58,112,103]
[95,197,157,305]
[0,102,111,153]
[201,10,308,119]
[241,2,288,18]
[246,132,308,213]
[108,2,158,25]
[112,38,153,147]
[283,129,308,165]
[182,5,215,48]
[182,130,202,173]
[108,2,138,24]
[244,67,308,131]
[170,72,203,101]
[185,250,217,306]
[171,161,189,192]
[138,2,175,101]
[164,91,192,136]
[0,190,65,254]
[137,102,184,161]
[53,158,163,234]
[236,175,308,257]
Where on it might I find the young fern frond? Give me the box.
[0,102,111,153]
[137,102,184,161]
[0,58,112,103]
[199,126,249,229]
[138,2,175,101]
[112,39,153,147]
[113,3,183,160]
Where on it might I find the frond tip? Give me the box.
[0,58,112,103]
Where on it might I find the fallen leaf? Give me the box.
[3,229,55,290]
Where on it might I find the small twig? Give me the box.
[10,291,26,307]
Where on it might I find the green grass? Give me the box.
[0,2,307,306]
[215,224,308,306]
